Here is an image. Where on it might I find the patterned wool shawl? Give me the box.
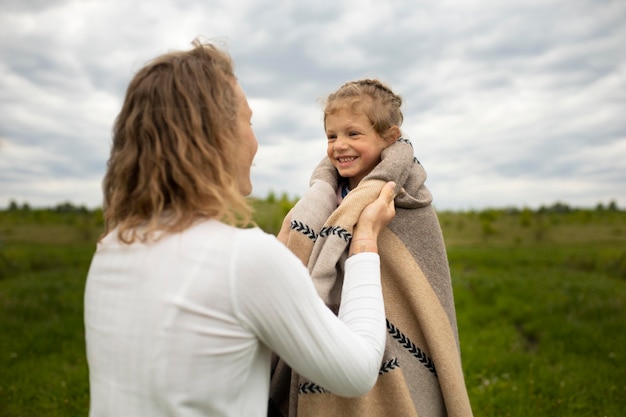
[269,138,473,417]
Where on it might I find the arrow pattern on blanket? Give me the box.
[319,225,352,242]
[379,357,400,374]
[387,320,437,377]
[290,220,318,241]
[290,221,353,243]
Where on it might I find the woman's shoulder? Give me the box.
[190,219,279,246]
[234,225,283,251]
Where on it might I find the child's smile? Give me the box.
[326,110,390,189]
[337,156,358,167]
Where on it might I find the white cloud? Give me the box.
[0,0,625,210]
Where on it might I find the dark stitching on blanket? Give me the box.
[319,225,352,242]
[300,359,401,395]
[398,137,412,147]
[289,222,352,243]
[299,382,328,394]
[379,357,400,374]
[290,220,318,242]
[398,137,421,165]
[387,319,437,377]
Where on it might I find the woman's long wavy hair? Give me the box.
[102,39,253,243]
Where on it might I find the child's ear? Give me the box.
[386,126,401,143]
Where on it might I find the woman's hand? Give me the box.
[350,181,396,256]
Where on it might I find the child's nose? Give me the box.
[334,135,349,150]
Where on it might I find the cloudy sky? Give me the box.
[1,0,625,211]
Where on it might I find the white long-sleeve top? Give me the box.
[84,219,385,417]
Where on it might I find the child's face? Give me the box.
[325,109,391,189]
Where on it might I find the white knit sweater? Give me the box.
[84,219,385,417]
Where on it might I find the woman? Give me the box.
[84,39,396,417]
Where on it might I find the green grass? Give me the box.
[1,205,625,416]
[0,249,92,416]
[449,245,625,416]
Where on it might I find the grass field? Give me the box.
[0,203,624,416]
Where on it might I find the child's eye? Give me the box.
[348,131,360,137]
[327,135,337,141]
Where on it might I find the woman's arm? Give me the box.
[232,239,383,397]
[233,182,396,397]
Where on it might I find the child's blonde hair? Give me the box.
[324,79,403,140]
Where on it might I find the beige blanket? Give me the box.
[269,139,473,417]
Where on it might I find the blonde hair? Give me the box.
[324,79,403,140]
[102,39,253,243]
